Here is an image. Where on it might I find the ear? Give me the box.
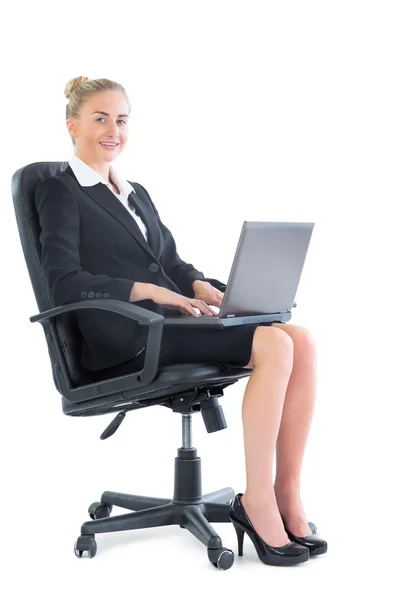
[66,118,77,140]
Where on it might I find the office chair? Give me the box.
[11,161,295,570]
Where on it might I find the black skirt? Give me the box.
[91,322,273,379]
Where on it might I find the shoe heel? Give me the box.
[232,521,245,556]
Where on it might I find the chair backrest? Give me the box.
[11,161,89,389]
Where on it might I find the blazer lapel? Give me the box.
[64,165,159,258]
[127,191,159,255]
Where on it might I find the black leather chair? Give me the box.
[11,162,294,570]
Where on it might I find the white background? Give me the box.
[2,1,399,597]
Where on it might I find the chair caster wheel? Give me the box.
[208,547,234,570]
[88,501,112,520]
[74,535,97,558]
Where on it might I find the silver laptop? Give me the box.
[164,221,315,329]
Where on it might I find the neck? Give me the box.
[75,151,111,182]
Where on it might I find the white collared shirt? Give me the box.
[68,153,148,242]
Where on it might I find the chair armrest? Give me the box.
[30,298,161,326]
[30,299,164,403]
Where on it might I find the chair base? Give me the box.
[74,447,236,569]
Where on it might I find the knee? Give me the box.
[252,326,294,373]
[292,326,317,361]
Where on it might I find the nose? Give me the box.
[107,122,120,138]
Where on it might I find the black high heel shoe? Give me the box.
[229,493,309,567]
[281,518,328,556]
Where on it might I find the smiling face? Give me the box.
[66,90,130,165]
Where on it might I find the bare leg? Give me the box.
[240,326,295,547]
[271,323,317,537]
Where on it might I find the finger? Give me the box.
[183,302,199,317]
[206,294,221,310]
[189,299,210,316]
[208,302,219,314]
[203,301,219,316]
[212,296,222,308]
[195,299,215,316]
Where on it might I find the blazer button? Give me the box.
[103,293,110,298]
[88,291,95,298]
[149,263,159,272]
[81,291,88,298]
[95,292,102,298]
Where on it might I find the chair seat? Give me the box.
[148,361,250,388]
[62,361,251,417]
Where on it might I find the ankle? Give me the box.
[241,490,276,511]
[274,478,300,496]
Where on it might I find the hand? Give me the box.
[192,280,224,310]
[150,285,218,317]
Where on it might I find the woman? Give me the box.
[35,76,327,567]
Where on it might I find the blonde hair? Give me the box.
[64,76,131,147]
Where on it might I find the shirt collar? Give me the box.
[68,153,136,195]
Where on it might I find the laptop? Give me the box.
[164,221,315,329]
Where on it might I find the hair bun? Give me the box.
[64,76,89,100]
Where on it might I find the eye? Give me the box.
[96,117,127,125]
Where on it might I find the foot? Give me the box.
[274,483,312,537]
[241,492,291,547]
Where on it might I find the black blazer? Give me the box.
[35,165,226,372]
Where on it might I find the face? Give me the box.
[66,90,130,162]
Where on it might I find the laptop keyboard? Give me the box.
[181,314,219,319]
